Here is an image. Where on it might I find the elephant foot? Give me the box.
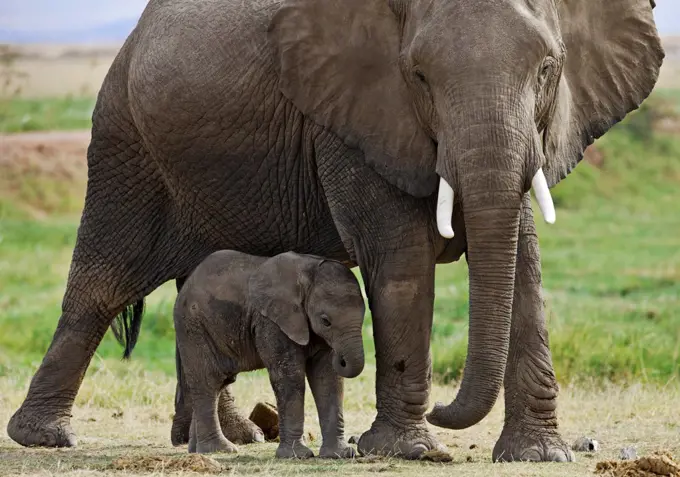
[221,415,265,445]
[171,415,191,446]
[492,426,574,463]
[173,409,265,447]
[319,441,356,459]
[7,407,77,448]
[193,436,239,454]
[276,440,314,459]
[357,420,444,459]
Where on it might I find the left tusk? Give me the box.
[436,177,455,238]
[531,168,556,224]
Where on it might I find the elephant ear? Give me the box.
[268,0,437,198]
[543,0,664,186]
[248,252,312,346]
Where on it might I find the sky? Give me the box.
[1,0,679,35]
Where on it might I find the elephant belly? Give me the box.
[126,0,349,262]
[163,121,348,261]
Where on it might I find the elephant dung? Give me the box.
[112,454,223,473]
[595,451,680,477]
[419,449,454,463]
[249,402,279,441]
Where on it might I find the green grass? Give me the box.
[0,97,96,133]
[1,94,679,387]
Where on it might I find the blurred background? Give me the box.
[0,1,679,387]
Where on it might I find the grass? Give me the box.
[1,92,680,475]
[1,365,680,477]
[1,93,680,384]
[0,97,96,133]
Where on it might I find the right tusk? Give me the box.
[436,177,455,238]
[531,168,556,224]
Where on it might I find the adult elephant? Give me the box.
[8,0,662,461]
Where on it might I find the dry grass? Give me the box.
[2,37,680,98]
[1,364,679,477]
[2,45,119,98]
[660,36,680,90]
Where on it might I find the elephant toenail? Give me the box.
[521,449,543,462]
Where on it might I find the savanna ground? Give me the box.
[1,40,680,476]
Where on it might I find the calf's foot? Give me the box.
[7,407,76,448]
[276,440,314,459]
[194,436,239,454]
[319,441,356,459]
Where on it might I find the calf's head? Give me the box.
[249,252,366,378]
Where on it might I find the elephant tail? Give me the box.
[110,299,145,359]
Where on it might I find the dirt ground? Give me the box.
[1,367,679,477]
[0,130,90,176]
[0,130,90,216]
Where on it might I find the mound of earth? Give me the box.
[595,451,680,477]
[0,130,89,214]
[111,454,223,473]
[0,131,89,180]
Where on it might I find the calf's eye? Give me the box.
[321,315,331,327]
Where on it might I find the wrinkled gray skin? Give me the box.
[175,250,364,458]
[7,0,663,462]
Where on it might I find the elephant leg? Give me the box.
[492,194,573,462]
[306,349,354,459]
[7,144,194,447]
[172,340,193,446]
[172,277,193,446]
[216,384,265,445]
[316,144,443,459]
[7,255,174,448]
[356,245,443,459]
[170,277,264,447]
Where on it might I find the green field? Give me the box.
[1,92,679,387]
[0,97,96,133]
[1,93,680,476]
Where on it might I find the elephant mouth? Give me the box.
[435,169,556,239]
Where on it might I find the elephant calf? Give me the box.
[174,250,365,458]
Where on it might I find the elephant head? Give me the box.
[268,0,663,428]
[249,252,366,378]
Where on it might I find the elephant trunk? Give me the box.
[333,332,365,378]
[427,96,531,429]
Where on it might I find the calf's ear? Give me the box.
[248,252,311,346]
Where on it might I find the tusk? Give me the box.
[531,168,556,224]
[436,177,455,238]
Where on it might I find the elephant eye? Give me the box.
[414,69,427,83]
[320,314,331,327]
[538,57,556,87]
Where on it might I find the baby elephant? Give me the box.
[174,250,366,458]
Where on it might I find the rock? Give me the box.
[620,446,638,460]
[248,402,279,441]
[572,436,599,452]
